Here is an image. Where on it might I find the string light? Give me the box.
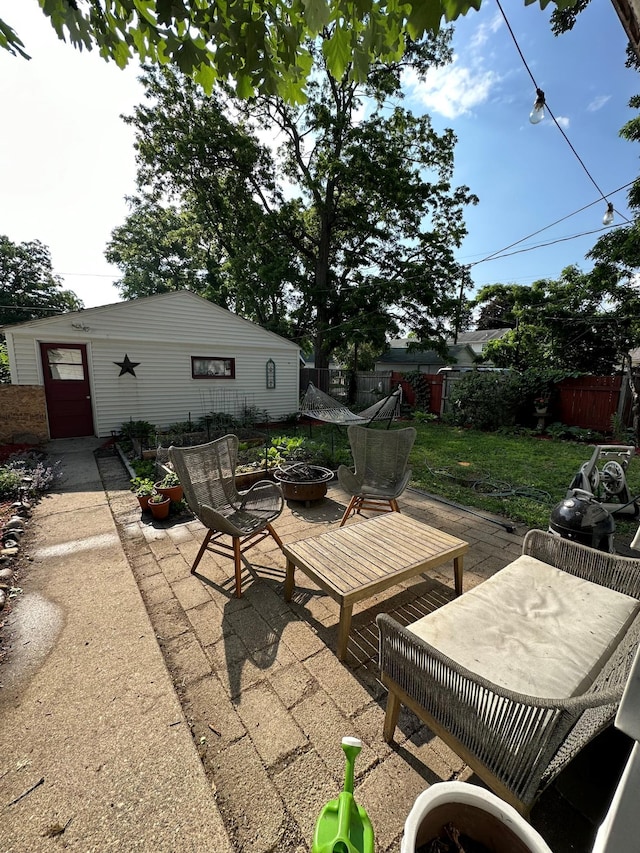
[529,89,545,125]
[495,0,622,228]
[603,202,615,226]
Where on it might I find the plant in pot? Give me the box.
[154,471,183,503]
[131,477,156,511]
[148,490,171,520]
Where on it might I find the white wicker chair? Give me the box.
[378,530,640,816]
[169,435,284,597]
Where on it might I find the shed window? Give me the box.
[46,347,85,381]
[191,357,235,379]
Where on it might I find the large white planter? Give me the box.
[401,782,553,853]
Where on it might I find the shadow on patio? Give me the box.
[105,458,630,853]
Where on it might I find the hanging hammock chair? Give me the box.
[299,382,402,428]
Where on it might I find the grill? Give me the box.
[549,489,615,553]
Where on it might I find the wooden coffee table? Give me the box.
[283,513,468,661]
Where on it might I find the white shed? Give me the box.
[2,292,300,439]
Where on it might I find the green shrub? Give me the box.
[130,476,155,496]
[119,420,156,442]
[403,371,431,411]
[0,468,21,498]
[446,372,522,431]
[413,411,438,424]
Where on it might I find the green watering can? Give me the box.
[312,737,374,853]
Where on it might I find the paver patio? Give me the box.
[98,451,630,853]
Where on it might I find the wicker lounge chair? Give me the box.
[378,530,640,816]
[337,425,416,526]
[169,435,284,597]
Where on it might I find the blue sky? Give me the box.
[404,1,639,296]
[0,1,637,311]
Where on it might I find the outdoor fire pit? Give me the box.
[274,463,334,506]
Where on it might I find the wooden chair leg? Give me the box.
[267,523,283,548]
[191,530,213,574]
[340,496,361,527]
[233,537,242,598]
[382,689,401,743]
[389,499,400,512]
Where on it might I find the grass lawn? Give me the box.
[289,421,640,533]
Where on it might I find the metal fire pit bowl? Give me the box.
[274,464,334,505]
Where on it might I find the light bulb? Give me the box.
[530,88,545,124]
[603,202,614,226]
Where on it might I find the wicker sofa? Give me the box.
[377,530,640,816]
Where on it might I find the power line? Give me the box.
[466,181,634,267]
[495,0,631,224]
[472,223,626,265]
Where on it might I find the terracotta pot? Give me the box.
[137,494,151,511]
[149,497,171,519]
[154,483,184,503]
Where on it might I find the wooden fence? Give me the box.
[555,375,625,432]
[303,368,631,433]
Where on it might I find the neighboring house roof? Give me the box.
[387,329,509,353]
[449,329,511,346]
[376,344,475,366]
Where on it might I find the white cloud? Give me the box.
[555,115,570,129]
[587,94,611,112]
[404,57,501,119]
[469,11,504,50]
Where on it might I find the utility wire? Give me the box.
[473,222,625,265]
[468,181,634,267]
[495,0,631,223]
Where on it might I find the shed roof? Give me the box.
[1,291,299,351]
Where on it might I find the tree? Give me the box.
[472,283,522,330]
[110,39,477,367]
[478,266,640,375]
[2,1,574,102]
[585,95,640,437]
[0,235,83,328]
[106,198,229,302]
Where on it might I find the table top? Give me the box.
[283,513,468,603]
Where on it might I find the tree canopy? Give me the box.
[107,34,478,367]
[0,235,83,328]
[476,266,640,376]
[2,0,576,101]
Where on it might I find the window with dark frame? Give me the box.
[191,357,235,379]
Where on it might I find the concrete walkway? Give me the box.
[0,438,631,852]
[0,438,233,852]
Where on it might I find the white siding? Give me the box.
[4,293,300,437]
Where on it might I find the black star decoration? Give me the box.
[114,354,140,377]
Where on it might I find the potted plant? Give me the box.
[148,491,171,520]
[154,471,183,503]
[534,395,550,415]
[131,477,156,511]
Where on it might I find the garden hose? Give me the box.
[423,462,552,504]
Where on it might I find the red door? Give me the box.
[40,343,94,438]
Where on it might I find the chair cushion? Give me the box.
[407,554,640,698]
